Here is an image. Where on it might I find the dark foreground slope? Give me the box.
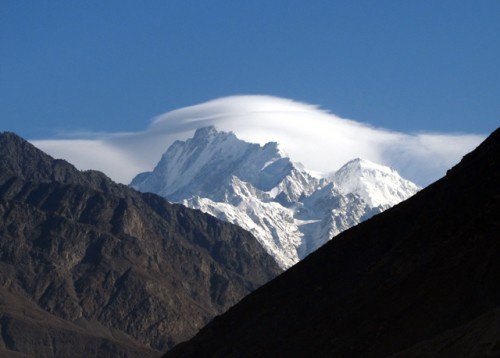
[0,132,282,357]
[165,127,500,358]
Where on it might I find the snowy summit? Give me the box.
[332,158,420,207]
[131,127,420,268]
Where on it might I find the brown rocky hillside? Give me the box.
[0,132,282,357]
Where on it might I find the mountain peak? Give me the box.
[132,127,420,268]
[340,157,395,174]
[332,157,420,207]
[192,125,229,141]
[0,131,23,142]
[0,131,117,193]
[131,126,291,200]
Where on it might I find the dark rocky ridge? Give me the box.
[165,127,500,357]
[0,132,282,357]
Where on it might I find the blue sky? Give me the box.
[1,1,499,140]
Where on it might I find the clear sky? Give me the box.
[1,1,499,140]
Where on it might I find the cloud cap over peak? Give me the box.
[32,95,485,186]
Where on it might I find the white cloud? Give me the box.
[31,95,485,186]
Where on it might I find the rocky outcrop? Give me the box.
[0,132,282,357]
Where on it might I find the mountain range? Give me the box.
[164,127,500,357]
[2,123,495,357]
[131,126,420,268]
[0,132,281,357]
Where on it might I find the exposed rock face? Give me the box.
[164,127,500,358]
[0,132,282,357]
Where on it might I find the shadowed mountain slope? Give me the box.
[165,127,500,358]
[0,132,282,357]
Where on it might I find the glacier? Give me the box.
[131,126,420,269]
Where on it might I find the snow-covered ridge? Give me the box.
[331,158,421,207]
[131,126,420,268]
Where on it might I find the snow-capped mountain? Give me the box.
[331,158,421,208]
[131,126,420,268]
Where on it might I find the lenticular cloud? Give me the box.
[32,95,484,186]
